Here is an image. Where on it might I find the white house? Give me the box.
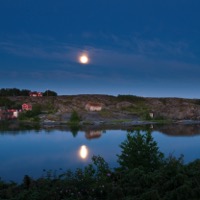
[149,112,154,118]
[13,110,19,118]
[85,102,103,111]
[22,103,32,111]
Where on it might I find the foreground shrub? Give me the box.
[117,130,164,172]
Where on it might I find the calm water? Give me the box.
[1,124,200,183]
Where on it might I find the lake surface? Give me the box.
[1,124,200,183]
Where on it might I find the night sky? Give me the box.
[0,0,200,98]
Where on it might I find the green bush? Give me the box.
[43,90,57,96]
[68,111,82,136]
[19,104,42,121]
[0,97,15,108]
[195,99,200,105]
[69,111,81,123]
[117,130,164,172]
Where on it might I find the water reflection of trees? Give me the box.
[154,124,200,136]
[69,124,80,137]
[0,121,41,135]
[1,121,200,137]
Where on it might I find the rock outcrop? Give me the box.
[7,95,200,121]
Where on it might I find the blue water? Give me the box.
[0,127,200,183]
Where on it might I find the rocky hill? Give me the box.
[7,94,200,123]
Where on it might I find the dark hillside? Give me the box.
[5,95,200,123]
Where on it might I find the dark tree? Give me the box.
[0,88,30,96]
[20,89,31,96]
[10,88,21,96]
[69,110,81,123]
[0,97,15,108]
[43,90,57,96]
[117,130,164,172]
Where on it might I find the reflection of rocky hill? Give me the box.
[155,124,200,136]
[2,120,200,137]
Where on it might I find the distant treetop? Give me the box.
[117,94,144,102]
[0,88,57,96]
[43,90,57,96]
[0,88,30,96]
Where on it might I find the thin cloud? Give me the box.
[79,32,195,58]
[0,41,68,61]
[1,33,199,79]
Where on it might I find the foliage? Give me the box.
[0,97,13,108]
[2,130,200,199]
[99,109,113,118]
[121,104,149,118]
[0,88,31,96]
[195,99,200,105]
[117,130,164,172]
[43,90,57,96]
[143,112,153,120]
[69,110,81,123]
[32,104,42,115]
[117,94,145,102]
[42,99,56,113]
[0,97,15,108]
[0,88,58,97]
[0,97,23,110]
[158,98,168,105]
[18,104,42,121]
[68,111,82,136]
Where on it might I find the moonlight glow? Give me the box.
[79,54,89,64]
[79,145,89,159]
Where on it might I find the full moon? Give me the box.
[79,55,89,64]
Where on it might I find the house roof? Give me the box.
[86,102,102,107]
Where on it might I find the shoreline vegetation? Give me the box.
[1,130,200,199]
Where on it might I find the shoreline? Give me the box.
[1,119,200,132]
[39,119,200,132]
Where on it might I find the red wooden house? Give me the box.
[29,92,43,97]
[22,103,32,111]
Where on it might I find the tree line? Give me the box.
[0,88,57,96]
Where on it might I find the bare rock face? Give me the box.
[7,95,200,121]
[116,101,134,109]
[146,98,200,120]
